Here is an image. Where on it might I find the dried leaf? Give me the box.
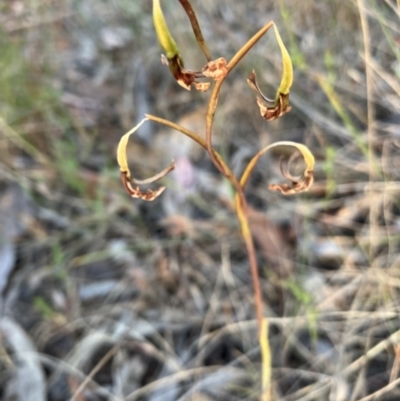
[117,118,174,201]
[240,141,315,195]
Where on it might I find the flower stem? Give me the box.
[204,20,275,400]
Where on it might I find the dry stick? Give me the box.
[178,0,212,61]
[205,21,275,401]
[357,0,379,261]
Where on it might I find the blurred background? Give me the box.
[1,0,400,400]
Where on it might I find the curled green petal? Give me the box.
[273,23,293,96]
[153,0,181,60]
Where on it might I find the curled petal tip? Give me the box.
[240,141,315,196]
[121,171,167,201]
[269,171,314,195]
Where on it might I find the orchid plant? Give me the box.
[117,1,315,399]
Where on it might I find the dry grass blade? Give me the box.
[124,366,225,401]
[357,0,379,261]
[356,376,400,401]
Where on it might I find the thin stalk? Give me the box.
[260,318,272,401]
[204,20,275,401]
[178,0,212,61]
[236,200,264,331]
[238,201,271,401]
[226,21,275,71]
[150,20,277,400]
